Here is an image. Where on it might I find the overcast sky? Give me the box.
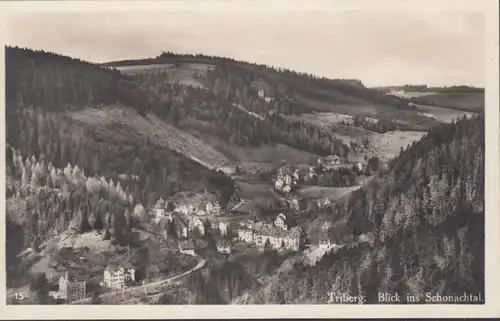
[6,2,485,87]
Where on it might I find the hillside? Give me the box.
[235,115,484,304]
[102,52,479,166]
[5,47,237,284]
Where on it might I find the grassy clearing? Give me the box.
[297,186,361,200]
[116,63,216,88]
[236,181,272,199]
[366,130,427,162]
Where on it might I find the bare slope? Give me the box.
[67,106,230,170]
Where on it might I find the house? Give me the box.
[176,204,189,215]
[206,201,221,214]
[216,239,232,254]
[196,209,207,216]
[176,217,189,239]
[179,240,196,255]
[102,263,136,290]
[58,271,87,302]
[289,198,300,211]
[252,222,303,251]
[218,221,229,236]
[237,227,254,243]
[190,217,205,236]
[282,185,291,194]
[155,197,166,218]
[318,234,337,250]
[317,198,332,209]
[274,179,284,190]
[325,155,341,165]
[274,213,291,230]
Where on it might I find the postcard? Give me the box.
[0,0,498,319]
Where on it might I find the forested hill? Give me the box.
[104,51,407,111]
[5,47,236,250]
[238,115,484,304]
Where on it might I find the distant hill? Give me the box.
[236,115,484,304]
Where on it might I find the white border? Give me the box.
[0,0,498,319]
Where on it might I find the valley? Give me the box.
[5,46,485,306]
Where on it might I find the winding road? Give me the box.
[70,253,206,304]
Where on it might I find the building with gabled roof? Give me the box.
[179,240,196,255]
[58,270,87,302]
[216,239,232,254]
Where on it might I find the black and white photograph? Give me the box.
[1,0,499,318]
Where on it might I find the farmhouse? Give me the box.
[216,239,232,254]
[57,271,87,302]
[179,240,196,255]
[103,263,136,290]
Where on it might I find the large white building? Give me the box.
[102,264,136,290]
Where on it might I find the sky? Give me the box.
[5,1,486,87]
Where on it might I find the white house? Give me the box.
[218,221,228,236]
[206,201,221,214]
[274,213,290,230]
[191,218,205,236]
[176,204,189,215]
[155,197,166,218]
[103,264,136,290]
[319,234,336,250]
[274,179,284,190]
[283,185,291,194]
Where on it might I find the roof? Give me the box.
[105,262,135,272]
[63,271,88,283]
[179,240,195,250]
[216,239,232,247]
[325,155,340,160]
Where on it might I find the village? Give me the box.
[26,153,379,305]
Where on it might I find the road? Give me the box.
[70,253,206,304]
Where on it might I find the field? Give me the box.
[236,181,273,199]
[411,93,484,112]
[297,186,361,200]
[67,106,229,170]
[366,130,427,162]
[417,104,475,123]
[220,143,319,172]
